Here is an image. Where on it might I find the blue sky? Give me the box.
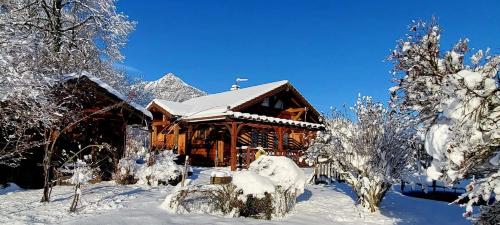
[116,0,500,112]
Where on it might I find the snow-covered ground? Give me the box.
[0,167,470,225]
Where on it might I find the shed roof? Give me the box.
[65,72,152,119]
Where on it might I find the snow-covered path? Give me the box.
[0,167,470,225]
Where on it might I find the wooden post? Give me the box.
[151,125,157,149]
[122,122,127,158]
[186,125,193,155]
[245,147,250,168]
[230,122,238,171]
[173,124,179,147]
[277,127,283,155]
[181,155,189,187]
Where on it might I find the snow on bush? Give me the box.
[232,171,275,201]
[136,151,181,186]
[389,18,499,223]
[162,156,305,220]
[67,159,93,185]
[249,156,306,196]
[117,149,181,186]
[307,96,417,212]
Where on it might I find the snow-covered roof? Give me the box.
[147,99,193,116]
[65,72,152,119]
[148,80,288,118]
[183,80,289,114]
[147,80,323,128]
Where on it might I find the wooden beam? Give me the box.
[285,107,306,113]
[277,127,283,153]
[122,121,127,158]
[230,121,238,171]
[173,124,179,147]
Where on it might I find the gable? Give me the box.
[234,83,320,123]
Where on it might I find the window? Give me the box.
[261,97,270,107]
[274,99,284,109]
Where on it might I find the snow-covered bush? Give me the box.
[389,19,499,222]
[162,156,305,219]
[66,159,93,186]
[117,150,182,186]
[136,150,182,186]
[307,96,417,212]
[64,157,96,212]
[163,182,244,217]
[246,156,305,217]
[115,143,148,185]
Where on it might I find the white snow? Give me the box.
[232,171,276,199]
[210,170,231,177]
[248,156,306,195]
[147,99,194,116]
[182,80,289,116]
[0,168,470,225]
[0,183,22,195]
[424,121,451,162]
[118,150,181,186]
[67,159,93,185]
[458,70,484,90]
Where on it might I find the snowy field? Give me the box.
[0,167,470,225]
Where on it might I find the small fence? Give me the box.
[400,180,466,194]
[400,180,467,203]
[311,162,343,184]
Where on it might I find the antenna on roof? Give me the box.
[231,77,248,91]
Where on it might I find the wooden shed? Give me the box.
[0,73,151,188]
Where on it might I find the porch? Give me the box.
[181,116,320,171]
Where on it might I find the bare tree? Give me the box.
[308,96,417,212]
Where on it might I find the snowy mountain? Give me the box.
[141,73,206,103]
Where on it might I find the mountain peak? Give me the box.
[160,72,178,79]
[143,72,206,103]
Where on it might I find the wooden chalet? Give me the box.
[0,73,152,188]
[147,80,324,170]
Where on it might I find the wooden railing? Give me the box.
[237,147,307,168]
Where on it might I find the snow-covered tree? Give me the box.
[388,19,499,222]
[308,96,417,212]
[0,0,136,201]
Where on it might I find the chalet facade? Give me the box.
[147,80,324,170]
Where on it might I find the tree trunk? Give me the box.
[41,130,59,202]
[69,183,81,212]
[351,177,390,213]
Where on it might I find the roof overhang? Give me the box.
[182,110,324,129]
